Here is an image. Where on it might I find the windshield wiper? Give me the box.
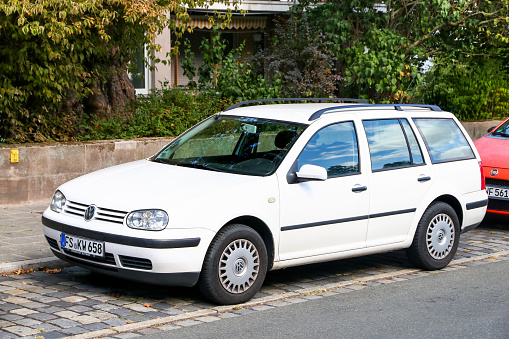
[151,158,169,164]
[176,163,222,172]
[492,131,509,137]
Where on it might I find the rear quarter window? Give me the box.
[363,118,424,171]
[413,118,475,163]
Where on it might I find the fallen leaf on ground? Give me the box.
[44,268,61,274]
[143,304,151,308]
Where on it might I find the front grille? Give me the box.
[64,200,128,224]
[46,236,59,250]
[486,178,509,188]
[119,255,153,270]
[63,249,116,265]
[488,199,509,212]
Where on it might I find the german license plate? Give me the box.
[60,233,105,257]
[486,186,509,200]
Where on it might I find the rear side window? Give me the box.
[363,119,424,171]
[413,118,475,163]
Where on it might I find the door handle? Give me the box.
[352,186,367,192]
[418,176,431,182]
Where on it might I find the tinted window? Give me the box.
[400,119,424,165]
[154,116,306,176]
[490,119,509,137]
[297,122,359,177]
[413,118,475,163]
[364,119,423,171]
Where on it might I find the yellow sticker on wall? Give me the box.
[10,149,19,163]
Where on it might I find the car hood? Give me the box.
[58,160,263,211]
[474,136,509,169]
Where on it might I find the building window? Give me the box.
[131,45,151,95]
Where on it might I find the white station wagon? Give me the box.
[42,99,488,304]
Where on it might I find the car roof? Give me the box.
[220,103,444,125]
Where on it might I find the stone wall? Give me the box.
[0,120,504,206]
[460,120,502,141]
[0,138,173,206]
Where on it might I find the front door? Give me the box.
[278,121,370,260]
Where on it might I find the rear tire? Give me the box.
[198,224,268,305]
[407,202,460,270]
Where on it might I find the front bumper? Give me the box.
[42,213,214,287]
[486,199,509,216]
[484,168,509,216]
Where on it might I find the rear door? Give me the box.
[362,118,433,247]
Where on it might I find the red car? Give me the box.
[474,117,509,216]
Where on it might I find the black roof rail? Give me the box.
[223,98,368,111]
[309,104,442,121]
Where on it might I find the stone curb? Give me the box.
[64,249,509,339]
[0,257,69,275]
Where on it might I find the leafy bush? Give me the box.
[250,10,336,98]
[181,25,281,102]
[76,87,230,141]
[0,0,225,143]
[277,0,509,103]
[418,58,509,120]
[0,0,160,143]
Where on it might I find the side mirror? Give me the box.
[488,126,496,133]
[296,164,328,182]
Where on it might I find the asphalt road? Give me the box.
[141,259,509,339]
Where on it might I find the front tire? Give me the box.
[407,202,460,270]
[198,224,268,305]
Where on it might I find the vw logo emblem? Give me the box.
[235,260,245,273]
[84,205,96,221]
[490,169,499,176]
[233,258,246,276]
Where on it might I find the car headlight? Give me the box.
[127,210,168,231]
[50,190,66,213]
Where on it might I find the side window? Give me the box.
[297,122,359,177]
[400,119,424,165]
[413,118,475,163]
[363,119,424,171]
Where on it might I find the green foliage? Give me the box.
[181,39,197,88]
[198,28,228,86]
[418,58,509,120]
[3,0,508,143]
[77,87,230,141]
[0,0,230,143]
[0,0,163,142]
[290,0,509,102]
[297,0,423,101]
[213,43,282,102]
[250,8,337,98]
[181,26,281,102]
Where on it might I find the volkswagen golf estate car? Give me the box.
[474,117,509,217]
[42,99,488,304]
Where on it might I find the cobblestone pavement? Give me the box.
[1,224,508,339]
[0,204,54,266]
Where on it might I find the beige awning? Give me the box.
[173,16,267,30]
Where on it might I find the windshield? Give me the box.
[152,115,306,176]
[491,119,509,137]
